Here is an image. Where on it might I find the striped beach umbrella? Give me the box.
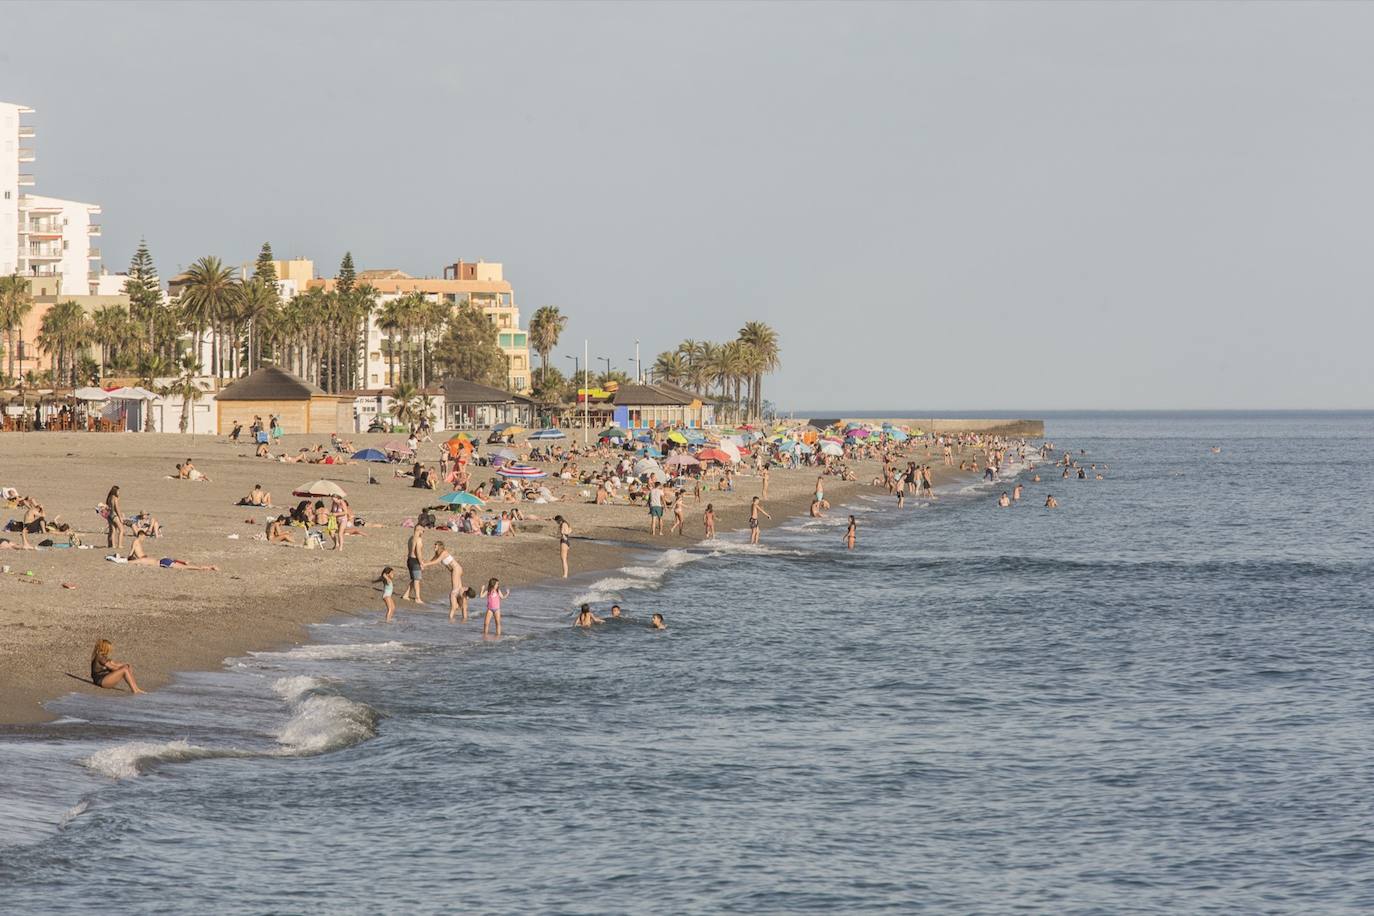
[529,428,566,440]
[497,463,548,479]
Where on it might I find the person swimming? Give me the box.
[650,613,666,630]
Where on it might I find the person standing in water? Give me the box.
[1045,494,1059,508]
[749,496,771,545]
[554,515,571,578]
[844,516,857,550]
[760,464,771,500]
[703,503,716,539]
[648,481,665,536]
[670,491,686,536]
[377,566,396,622]
[482,577,509,637]
[425,541,466,622]
[403,525,424,603]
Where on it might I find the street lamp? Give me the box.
[597,356,611,377]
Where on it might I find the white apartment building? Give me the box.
[22,194,102,295]
[0,101,102,292]
[0,101,37,277]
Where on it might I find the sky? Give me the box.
[3,1,1372,411]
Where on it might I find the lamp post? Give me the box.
[597,356,611,377]
[634,339,641,383]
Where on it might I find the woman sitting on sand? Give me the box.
[91,639,145,694]
[239,484,273,507]
[266,516,296,545]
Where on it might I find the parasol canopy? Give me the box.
[496,463,547,479]
[293,479,347,498]
[439,491,485,506]
[529,428,566,440]
[351,448,389,462]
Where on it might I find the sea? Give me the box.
[1,412,1371,914]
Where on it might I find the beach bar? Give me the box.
[215,366,352,435]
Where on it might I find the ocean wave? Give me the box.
[81,677,378,780]
[246,641,408,663]
[573,548,706,604]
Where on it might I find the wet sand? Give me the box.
[0,431,977,724]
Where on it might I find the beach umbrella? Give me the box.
[776,439,801,453]
[492,423,517,433]
[382,439,413,454]
[491,446,519,461]
[666,430,689,445]
[634,432,654,442]
[644,467,669,483]
[599,426,629,440]
[696,447,732,464]
[633,457,661,476]
[74,386,110,401]
[529,428,566,440]
[738,431,759,444]
[293,479,347,498]
[846,428,871,439]
[497,463,547,479]
[636,445,664,459]
[819,441,844,457]
[665,453,701,469]
[719,441,742,462]
[448,431,478,443]
[439,491,485,506]
[351,448,389,462]
[886,429,908,442]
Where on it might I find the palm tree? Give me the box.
[737,321,780,421]
[238,277,278,373]
[172,354,206,434]
[528,306,568,386]
[91,305,134,380]
[37,300,92,387]
[178,256,241,379]
[378,297,406,388]
[0,275,34,383]
[653,350,687,384]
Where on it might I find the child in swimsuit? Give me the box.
[378,566,396,622]
[482,577,509,638]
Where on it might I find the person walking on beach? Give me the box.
[761,465,770,500]
[703,503,716,539]
[845,516,857,550]
[105,485,124,550]
[554,515,571,578]
[648,481,665,536]
[482,577,509,637]
[377,566,396,622]
[403,525,424,603]
[90,639,145,694]
[749,496,771,545]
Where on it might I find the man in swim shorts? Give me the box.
[403,525,424,602]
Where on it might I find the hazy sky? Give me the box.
[5,1,1372,410]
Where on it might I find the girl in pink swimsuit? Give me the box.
[482,577,510,637]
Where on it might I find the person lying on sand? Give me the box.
[177,459,211,482]
[90,639,145,693]
[125,532,219,570]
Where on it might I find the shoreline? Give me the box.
[0,432,985,726]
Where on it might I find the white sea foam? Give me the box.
[573,548,706,604]
[81,677,378,780]
[247,641,407,663]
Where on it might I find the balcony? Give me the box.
[18,126,35,139]
[18,148,35,162]
[27,249,62,261]
[17,174,35,186]
[87,247,101,259]
[26,225,63,237]
[88,224,101,236]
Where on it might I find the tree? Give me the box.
[37,300,92,386]
[179,256,241,378]
[253,242,278,287]
[172,354,205,434]
[238,277,278,372]
[737,321,780,421]
[337,251,356,296]
[92,305,139,378]
[124,239,163,358]
[653,350,687,384]
[434,304,508,388]
[0,275,35,383]
[530,365,567,404]
[528,305,568,386]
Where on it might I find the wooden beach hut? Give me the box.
[215,366,352,435]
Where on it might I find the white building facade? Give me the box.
[0,101,37,277]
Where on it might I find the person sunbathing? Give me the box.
[239,484,273,507]
[127,532,218,570]
[180,459,210,481]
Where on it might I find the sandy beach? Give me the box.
[0,430,983,725]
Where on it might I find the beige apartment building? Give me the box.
[312,260,532,393]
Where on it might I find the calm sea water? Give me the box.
[2,413,1372,913]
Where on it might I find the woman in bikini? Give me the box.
[90,639,145,693]
[703,503,716,539]
[554,515,571,578]
[425,541,467,622]
[126,531,218,571]
[844,516,857,550]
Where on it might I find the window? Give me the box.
[514,377,526,390]
[499,333,512,348]
[513,333,527,348]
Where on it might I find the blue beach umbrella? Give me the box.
[529,428,567,441]
[439,491,485,506]
[637,445,665,459]
[351,448,388,462]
